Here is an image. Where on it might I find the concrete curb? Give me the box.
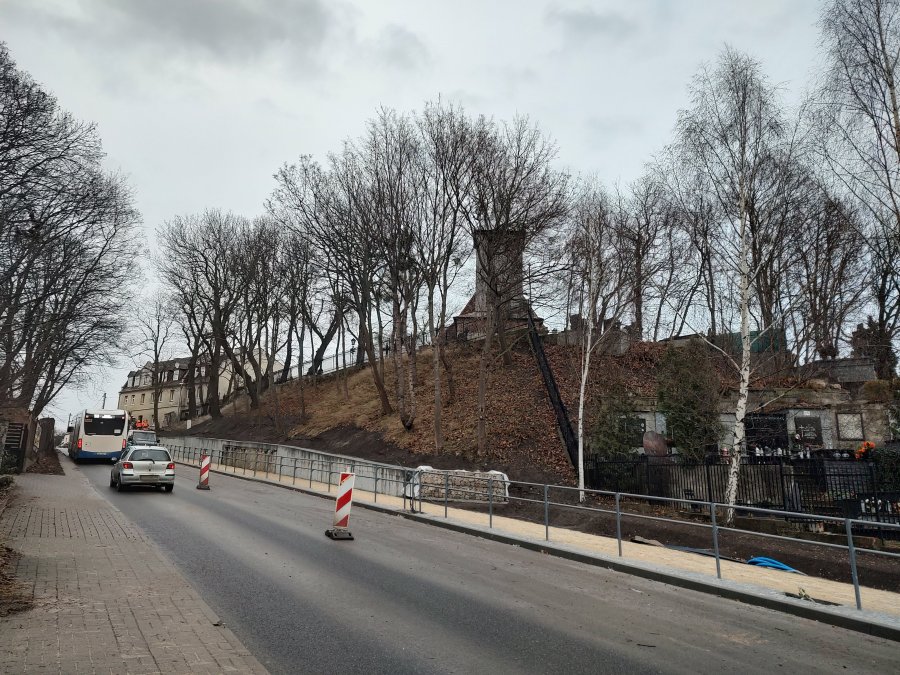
[181,461,900,643]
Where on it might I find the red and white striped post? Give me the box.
[325,470,355,540]
[196,453,211,491]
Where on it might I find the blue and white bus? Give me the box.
[68,409,129,462]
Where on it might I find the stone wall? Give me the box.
[417,468,510,503]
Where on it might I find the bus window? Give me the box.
[84,415,125,436]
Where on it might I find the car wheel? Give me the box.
[164,485,173,493]
[109,475,116,488]
[116,479,126,492]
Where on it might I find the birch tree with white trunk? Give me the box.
[676,46,799,523]
[569,181,630,501]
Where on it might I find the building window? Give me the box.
[140,393,145,403]
[131,395,135,404]
[170,389,175,402]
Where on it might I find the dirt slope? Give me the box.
[185,339,591,484]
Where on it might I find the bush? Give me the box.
[657,340,724,462]
[861,379,894,403]
[589,382,642,458]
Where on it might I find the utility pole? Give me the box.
[102,393,107,408]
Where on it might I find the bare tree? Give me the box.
[415,99,474,449]
[569,180,631,501]
[363,109,423,429]
[676,46,800,522]
[616,175,674,339]
[0,44,139,416]
[816,0,900,377]
[461,116,570,455]
[134,291,176,428]
[791,193,868,361]
[271,154,393,415]
[158,211,246,418]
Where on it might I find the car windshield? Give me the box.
[128,448,171,462]
[131,431,157,444]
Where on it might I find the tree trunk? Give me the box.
[280,313,296,384]
[495,299,513,366]
[577,314,593,503]
[185,352,198,420]
[406,297,419,430]
[208,348,222,418]
[725,192,752,525]
[392,297,412,429]
[361,321,393,415]
[307,311,341,376]
[294,319,307,420]
[428,288,443,451]
[438,286,456,404]
[152,369,160,429]
[476,309,496,456]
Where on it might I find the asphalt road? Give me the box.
[74,457,897,674]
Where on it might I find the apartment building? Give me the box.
[118,351,282,429]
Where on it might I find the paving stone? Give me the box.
[0,471,267,674]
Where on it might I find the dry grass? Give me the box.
[257,340,576,481]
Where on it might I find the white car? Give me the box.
[110,445,175,492]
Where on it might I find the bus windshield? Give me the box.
[84,415,125,436]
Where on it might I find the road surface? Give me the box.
[73,457,897,674]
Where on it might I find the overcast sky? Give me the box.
[1,0,824,423]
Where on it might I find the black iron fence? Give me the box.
[584,452,900,526]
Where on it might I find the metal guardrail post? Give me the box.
[845,519,862,610]
[615,492,623,557]
[374,467,379,502]
[444,472,449,518]
[328,461,333,492]
[544,484,550,541]
[254,453,258,476]
[292,457,297,485]
[309,459,313,488]
[710,501,722,579]
[489,477,494,528]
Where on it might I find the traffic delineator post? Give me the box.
[325,470,355,540]
[197,453,211,490]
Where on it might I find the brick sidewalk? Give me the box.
[0,470,267,674]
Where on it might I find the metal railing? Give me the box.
[525,309,577,468]
[164,437,900,613]
[278,331,436,383]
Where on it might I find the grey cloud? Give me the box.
[547,5,637,44]
[2,0,336,66]
[586,115,644,137]
[373,24,430,71]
